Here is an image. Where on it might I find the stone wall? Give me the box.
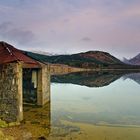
[0,62,23,123]
[37,64,50,106]
[50,64,86,75]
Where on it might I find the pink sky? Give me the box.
[0,0,140,59]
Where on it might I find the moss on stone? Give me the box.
[8,122,20,127]
[0,119,20,128]
[0,119,8,128]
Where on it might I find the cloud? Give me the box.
[0,22,35,45]
[81,37,92,42]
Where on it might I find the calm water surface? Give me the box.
[50,72,140,139]
[51,72,140,126]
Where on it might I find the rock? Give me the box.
[37,136,47,140]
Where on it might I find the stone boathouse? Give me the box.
[0,41,50,122]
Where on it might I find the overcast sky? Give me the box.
[0,0,140,59]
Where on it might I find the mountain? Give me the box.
[78,51,122,64]
[129,53,140,65]
[123,53,140,65]
[24,50,127,69]
[123,57,132,65]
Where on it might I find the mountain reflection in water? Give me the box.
[123,73,140,85]
[51,71,140,127]
[51,71,140,87]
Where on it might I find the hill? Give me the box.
[24,51,128,69]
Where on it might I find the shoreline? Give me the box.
[1,120,140,140]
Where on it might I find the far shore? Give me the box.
[50,64,140,75]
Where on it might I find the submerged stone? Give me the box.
[37,136,47,140]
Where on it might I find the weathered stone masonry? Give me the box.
[37,64,50,106]
[0,62,23,122]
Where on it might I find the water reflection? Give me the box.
[51,71,140,87]
[51,71,140,126]
[123,73,140,85]
[23,103,51,139]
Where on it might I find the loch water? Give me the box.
[50,71,140,140]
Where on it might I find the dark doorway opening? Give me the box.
[23,68,38,104]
